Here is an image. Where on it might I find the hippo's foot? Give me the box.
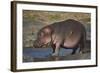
[51,53,59,57]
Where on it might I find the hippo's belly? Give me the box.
[63,31,81,48]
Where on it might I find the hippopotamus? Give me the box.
[33,19,86,56]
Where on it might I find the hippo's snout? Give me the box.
[33,40,43,48]
[33,40,50,48]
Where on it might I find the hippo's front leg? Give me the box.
[52,43,60,56]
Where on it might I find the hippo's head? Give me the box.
[33,26,53,48]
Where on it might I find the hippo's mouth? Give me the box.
[33,40,51,48]
[41,42,51,48]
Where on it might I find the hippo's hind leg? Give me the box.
[79,45,83,54]
[79,42,85,54]
[79,36,86,54]
[71,48,78,55]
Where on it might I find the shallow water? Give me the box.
[23,48,90,62]
[23,48,74,58]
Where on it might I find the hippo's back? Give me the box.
[50,19,86,48]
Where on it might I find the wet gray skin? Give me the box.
[33,19,86,56]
